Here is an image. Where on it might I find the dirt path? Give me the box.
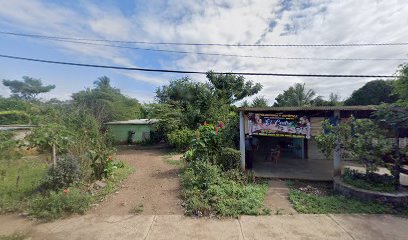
[90,149,184,216]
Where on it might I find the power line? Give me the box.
[1,32,407,61]
[0,54,398,78]
[1,31,407,47]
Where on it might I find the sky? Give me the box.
[0,0,407,104]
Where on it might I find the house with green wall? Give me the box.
[105,119,159,144]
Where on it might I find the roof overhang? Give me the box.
[238,105,377,112]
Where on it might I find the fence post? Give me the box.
[52,143,57,167]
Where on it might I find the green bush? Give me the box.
[26,123,72,154]
[181,161,222,190]
[189,124,223,163]
[40,155,81,191]
[88,141,116,180]
[167,128,195,152]
[217,147,240,171]
[180,161,267,217]
[29,188,91,220]
[342,168,395,192]
[0,131,21,162]
[206,180,267,216]
[0,110,30,125]
[222,113,240,148]
[223,169,253,185]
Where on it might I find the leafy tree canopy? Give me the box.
[240,100,250,107]
[344,80,397,106]
[154,73,261,130]
[311,93,343,106]
[273,83,316,107]
[72,76,142,124]
[251,96,269,107]
[2,76,55,101]
[0,96,31,111]
[394,63,408,105]
[206,71,262,104]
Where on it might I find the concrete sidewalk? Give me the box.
[13,214,406,240]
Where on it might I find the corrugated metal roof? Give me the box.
[105,119,160,125]
[238,105,377,112]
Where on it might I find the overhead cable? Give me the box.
[1,31,407,47]
[0,54,398,78]
[1,32,407,61]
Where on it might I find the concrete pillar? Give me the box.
[239,111,246,170]
[333,110,342,177]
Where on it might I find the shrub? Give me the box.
[0,110,29,124]
[181,161,222,191]
[217,147,240,171]
[0,131,20,162]
[206,180,267,216]
[26,123,72,154]
[223,169,253,185]
[222,112,240,148]
[167,128,195,152]
[29,188,91,220]
[342,168,395,192]
[189,123,223,163]
[180,161,267,217]
[316,118,391,175]
[88,147,115,180]
[40,155,81,191]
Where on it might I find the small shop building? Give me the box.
[238,106,376,180]
[105,119,159,144]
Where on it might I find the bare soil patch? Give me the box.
[90,149,184,216]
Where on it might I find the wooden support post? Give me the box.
[52,143,57,167]
[239,111,246,170]
[333,110,342,177]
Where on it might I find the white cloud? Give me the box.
[138,0,407,101]
[0,0,161,86]
[0,0,407,103]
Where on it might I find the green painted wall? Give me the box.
[107,124,154,144]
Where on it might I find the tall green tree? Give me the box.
[240,100,250,107]
[394,63,408,105]
[155,77,213,128]
[72,76,142,124]
[251,96,269,107]
[273,83,316,107]
[344,80,397,106]
[311,93,343,106]
[155,73,262,129]
[206,71,262,104]
[2,76,55,101]
[373,104,408,189]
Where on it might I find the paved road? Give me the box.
[13,214,405,240]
